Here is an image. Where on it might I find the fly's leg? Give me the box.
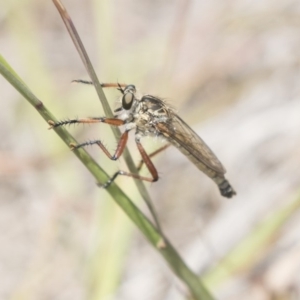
[71,130,129,161]
[72,80,127,89]
[100,137,159,188]
[48,116,127,160]
[48,117,125,128]
[72,79,93,85]
[136,144,170,171]
[49,117,160,188]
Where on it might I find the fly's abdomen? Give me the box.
[169,139,236,198]
[212,176,236,198]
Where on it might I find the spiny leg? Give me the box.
[71,130,129,161]
[136,144,170,171]
[68,130,159,188]
[72,80,127,89]
[72,79,93,85]
[48,117,125,129]
[49,116,128,161]
[99,137,159,188]
[49,117,160,188]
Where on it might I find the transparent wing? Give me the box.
[156,113,226,174]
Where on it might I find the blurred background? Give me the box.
[1,0,300,299]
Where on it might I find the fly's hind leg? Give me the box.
[99,137,160,188]
[136,144,170,171]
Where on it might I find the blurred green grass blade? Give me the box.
[52,0,112,117]
[204,192,300,288]
[0,55,214,300]
[87,208,133,299]
[0,55,26,85]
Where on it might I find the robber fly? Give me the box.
[49,83,236,198]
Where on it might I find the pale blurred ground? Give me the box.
[1,0,300,300]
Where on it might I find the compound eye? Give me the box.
[122,92,134,110]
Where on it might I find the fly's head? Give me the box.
[117,84,137,110]
[114,84,140,122]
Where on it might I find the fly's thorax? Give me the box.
[124,122,137,131]
[118,99,154,135]
[132,95,170,136]
[133,110,161,137]
[116,93,171,137]
[139,96,170,124]
[141,95,170,118]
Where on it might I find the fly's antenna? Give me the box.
[117,83,125,94]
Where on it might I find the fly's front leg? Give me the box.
[99,137,159,188]
[72,80,127,89]
[48,117,124,128]
[135,137,159,181]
